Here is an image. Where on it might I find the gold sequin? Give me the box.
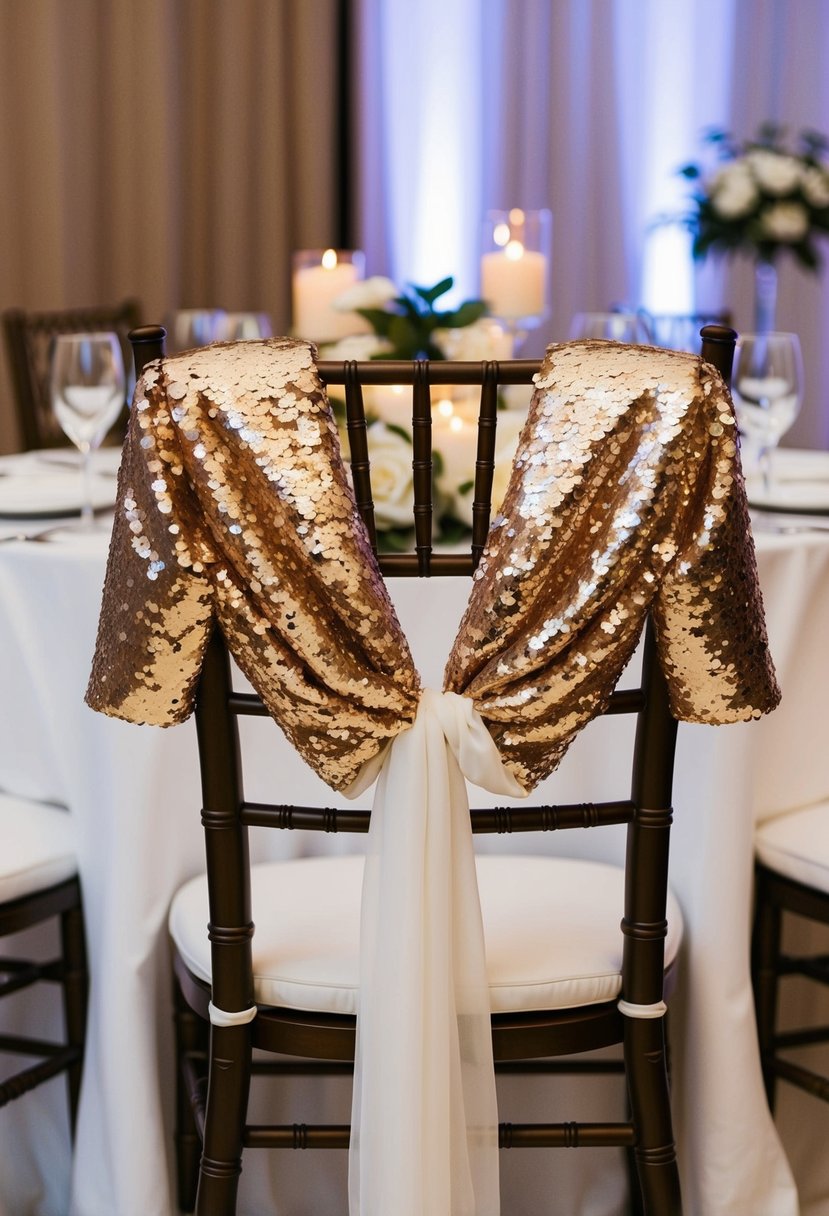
[87,338,779,794]
[86,339,420,790]
[444,341,780,789]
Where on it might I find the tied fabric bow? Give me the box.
[345,689,525,1216]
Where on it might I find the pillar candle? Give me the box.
[480,241,547,320]
[292,251,368,342]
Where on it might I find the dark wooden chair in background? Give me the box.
[2,299,141,450]
[752,799,829,1114]
[0,794,88,1136]
[128,324,737,1216]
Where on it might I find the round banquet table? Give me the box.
[1,450,829,1216]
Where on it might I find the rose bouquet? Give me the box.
[321,276,529,549]
[680,125,829,268]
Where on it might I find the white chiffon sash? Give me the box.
[344,689,526,1216]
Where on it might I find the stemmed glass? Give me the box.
[50,333,126,528]
[731,333,803,496]
[569,311,650,343]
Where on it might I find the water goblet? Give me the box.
[49,332,126,528]
[732,332,803,495]
[569,311,649,343]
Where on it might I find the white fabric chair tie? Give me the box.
[344,689,526,1216]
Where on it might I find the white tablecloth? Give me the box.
[1,455,828,1215]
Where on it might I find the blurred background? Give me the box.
[1,0,827,452]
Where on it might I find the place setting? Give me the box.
[0,332,124,537]
[730,331,829,532]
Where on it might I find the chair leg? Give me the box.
[174,977,208,1213]
[59,897,88,1139]
[625,1017,681,1215]
[752,866,782,1113]
[195,1022,252,1216]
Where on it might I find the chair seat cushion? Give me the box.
[169,854,684,1016]
[755,800,829,895]
[0,794,77,904]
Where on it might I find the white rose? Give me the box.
[438,409,525,528]
[319,333,392,360]
[363,422,414,528]
[802,165,829,209]
[332,276,399,312]
[433,318,513,361]
[747,149,802,195]
[707,162,758,218]
[760,201,810,242]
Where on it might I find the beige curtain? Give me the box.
[0,0,344,453]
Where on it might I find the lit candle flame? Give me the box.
[505,239,525,262]
[321,249,338,270]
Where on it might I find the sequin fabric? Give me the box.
[85,339,419,790]
[87,337,779,794]
[444,340,780,789]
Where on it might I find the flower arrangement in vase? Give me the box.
[320,276,528,549]
[680,124,829,331]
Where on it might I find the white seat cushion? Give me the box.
[755,800,829,895]
[169,854,684,1016]
[0,793,77,904]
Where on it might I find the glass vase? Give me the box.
[754,260,778,335]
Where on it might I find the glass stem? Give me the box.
[759,445,773,497]
[80,444,94,528]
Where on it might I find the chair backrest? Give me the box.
[3,299,141,450]
[129,323,737,1023]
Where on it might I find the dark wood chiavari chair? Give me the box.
[128,323,737,1216]
[3,299,141,450]
[752,799,829,1113]
[0,796,88,1135]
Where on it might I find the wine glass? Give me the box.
[217,312,273,341]
[50,333,126,528]
[569,311,649,343]
[166,309,227,353]
[732,332,803,496]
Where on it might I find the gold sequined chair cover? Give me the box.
[88,329,779,1216]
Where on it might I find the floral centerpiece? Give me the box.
[321,276,527,549]
[680,124,829,331]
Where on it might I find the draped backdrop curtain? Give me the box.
[353,0,829,450]
[3,0,828,452]
[0,0,346,453]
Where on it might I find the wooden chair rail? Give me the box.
[0,1043,82,1108]
[236,1121,638,1150]
[0,956,65,997]
[229,686,646,718]
[237,799,636,834]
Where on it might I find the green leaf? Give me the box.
[438,300,488,329]
[356,308,395,337]
[436,514,471,544]
[376,526,415,553]
[458,479,474,496]
[395,294,423,320]
[388,315,420,355]
[678,164,700,179]
[431,449,444,478]
[413,277,454,307]
[385,422,412,445]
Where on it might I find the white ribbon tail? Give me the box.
[344,688,525,1216]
